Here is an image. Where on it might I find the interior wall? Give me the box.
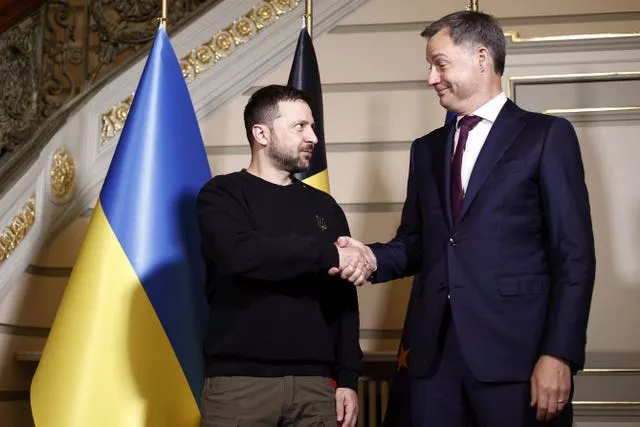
[2,0,639,424]
[200,0,640,358]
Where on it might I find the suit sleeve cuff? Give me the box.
[542,350,582,374]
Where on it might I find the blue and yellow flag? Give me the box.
[31,28,210,427]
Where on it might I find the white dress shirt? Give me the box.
[453,92,508,194]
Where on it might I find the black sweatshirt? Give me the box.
[196,170,363,389]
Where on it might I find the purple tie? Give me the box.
[451,115,482,224]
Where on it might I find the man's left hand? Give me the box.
[530,354,571,421]
[335,387,358,427]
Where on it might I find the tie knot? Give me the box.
[458,115,482,131]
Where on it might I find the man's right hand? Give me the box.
[329,237,377,286]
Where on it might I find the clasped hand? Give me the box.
[328,237,377,286]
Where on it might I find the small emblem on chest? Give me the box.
[315,215,328,231]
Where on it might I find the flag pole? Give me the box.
[304,0,312,37]
[466,0,479,11]
[159,0,168,29]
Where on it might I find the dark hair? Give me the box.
[243,84,311,145]
[421,11,505,76]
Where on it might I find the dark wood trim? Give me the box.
[0,323,50,338]
[0,0,48,33]
[0,390,29,402]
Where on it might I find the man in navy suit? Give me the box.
[335,10,596,426]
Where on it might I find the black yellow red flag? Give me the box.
[287,27,330,194]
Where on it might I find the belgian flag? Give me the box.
[287,27,330,194]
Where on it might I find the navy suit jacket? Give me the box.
[371,100,596,382]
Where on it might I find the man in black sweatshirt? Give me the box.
[196,85,371,427]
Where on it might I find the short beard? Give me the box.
[267,133,309,174]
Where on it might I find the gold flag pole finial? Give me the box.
[159,0,168,29]
[304,0,313,38]
[466,0,479,11]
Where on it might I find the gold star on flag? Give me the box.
[397,345,410,371]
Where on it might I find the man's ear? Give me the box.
[252,124,270,147]
[477,46,490,72]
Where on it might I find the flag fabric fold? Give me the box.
[287,27,330,194]
[381,275,418,427]
[31,28,211,427]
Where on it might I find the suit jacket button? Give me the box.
[449,237,456,246]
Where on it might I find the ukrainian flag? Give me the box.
[287,27,330,194]
[30,28,210,427]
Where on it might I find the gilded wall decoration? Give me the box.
[180,0,302,82]
[101,0,301,144]
[101,94,135,146]
[0,194,36,263]
[50,148,76,201]
[0,0,220,180]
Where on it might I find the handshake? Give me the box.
[328,237,377,286]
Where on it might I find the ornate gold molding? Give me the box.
[574,401,640,407]
[181,0,301,83]
[581,368,640,374]
[508,71,640,120]
[507,71,640,100]
[543,106,640,115]
[100,94,134,146]
[505,31,640,44]
[0,194,36,263]
[100,0,302,146]
[49,148,76,201]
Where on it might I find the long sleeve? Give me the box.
[196,179,338,281]
[538,118,596,371]
[369,140,424,283]
[330,203,363,389]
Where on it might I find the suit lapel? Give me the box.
[458,100,526,222]
[432,122,457,229]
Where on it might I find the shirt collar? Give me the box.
[456,92,508,126]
